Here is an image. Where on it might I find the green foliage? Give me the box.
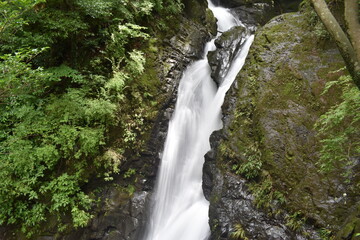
[0,47,141,234]
[230,223,249,240]
[218,140,236,160]
[126,184,136,196]
[46,64,85,84]
[0,0,182,236]
[107,23,149,70]
[75,0,113,18]
[0,0,46,39]
[0,48,50,100]
[95,149,123,181]
[0,0,182,66]
[285,211,306,232]
[300,0,330,40]
[0,77,113,235]
[123,168,136,179]
[318,228,334,240]
[249,174,286,209]
[313,21,330,40]
[315,75,360,179]
[232,143,262,179]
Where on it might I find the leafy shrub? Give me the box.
[0,0,182,236]
[315,75,360,180]
[232,143,262,179]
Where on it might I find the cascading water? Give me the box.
[143,1,254,240]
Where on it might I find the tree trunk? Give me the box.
[311,0,360,89]
[344,0,360,87]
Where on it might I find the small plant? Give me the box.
[126,185,136,196]
[96,149,123,181]
[285,211,306,232]
[230,223,249,240]
[249,174,286,210]
[123,168,136,179]
[318,227,334,240]
[232,142,262,179]
[219,140,236,160]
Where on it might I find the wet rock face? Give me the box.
[64,191,149,240]
[204,133,320,240]
[205,166,319,240]
[212,0,274,8]
[212,0,301,12]
[207,26,247,86]
[207,0,302,88]
[231,3,278,26]
[69,4,217,240]
[143,7,217,191]
[211,0,302,28]
[204,10,359,240]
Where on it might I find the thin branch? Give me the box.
[311,0,360,89]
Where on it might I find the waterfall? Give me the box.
[143,1,254,239]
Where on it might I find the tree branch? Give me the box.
[344,0,360,71]
[311,0,360,89]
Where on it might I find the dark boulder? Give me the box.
[211,0,302,29]
[211,0,274,8]
[207,26,247,86]
[212,0,301,11]
[231,3,278,26]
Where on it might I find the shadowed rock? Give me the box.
[207,26,247,86]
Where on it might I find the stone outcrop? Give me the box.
[231,4,278,27]
[204,149,320,239]
[212,0,274,8]
[212,0,302,12]
[207,26,247,86]
[207,0,299,87]
[212,0,303,28]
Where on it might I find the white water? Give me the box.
[143,1,254,240]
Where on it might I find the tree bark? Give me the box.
[344,0,360,86]
[311,0,360,89]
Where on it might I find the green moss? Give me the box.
[217,5,351,234]
[205,8,217,36]
[337,219,360,240]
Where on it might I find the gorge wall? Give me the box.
[2,0,358,239]
[204,2,360,240]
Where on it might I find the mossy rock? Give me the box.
[213,9,356,238]
[336,202,360,240]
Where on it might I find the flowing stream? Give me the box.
[143,1,254,239]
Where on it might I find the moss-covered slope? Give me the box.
[205,9,359,240]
